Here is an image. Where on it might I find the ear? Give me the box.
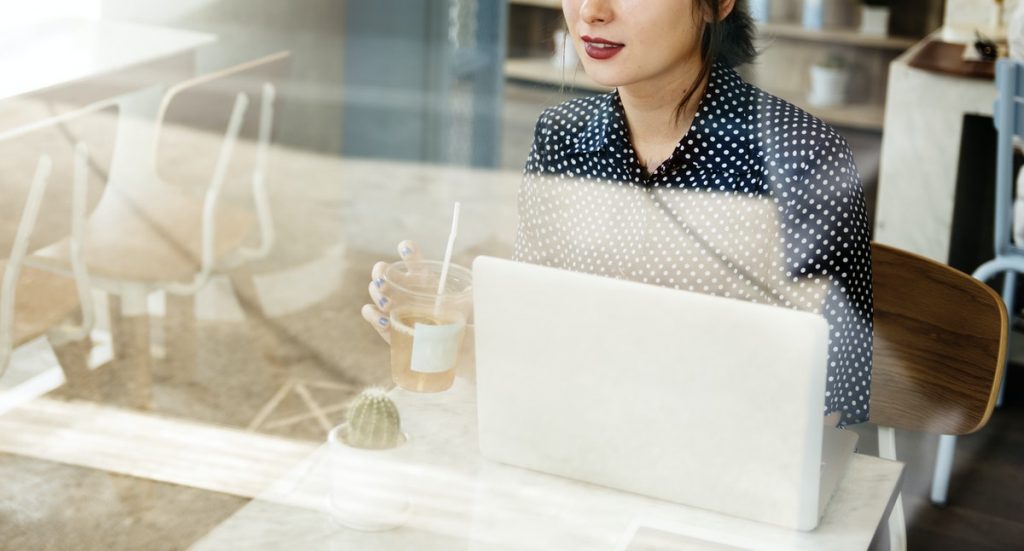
[704,0,738,23]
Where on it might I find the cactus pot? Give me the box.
[326,423,413,531]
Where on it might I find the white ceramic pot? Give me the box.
[860,6,890,36]
[326,423,413,531]
[808,66,850,107]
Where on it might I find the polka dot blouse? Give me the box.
[513,61,873,426]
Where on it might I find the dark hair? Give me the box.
[677,0,757,118]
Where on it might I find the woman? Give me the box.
[363,0,873,427]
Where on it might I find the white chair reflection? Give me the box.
[30,52,290,408]
[0,101,120,396]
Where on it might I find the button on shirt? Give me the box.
[513,62,874,426]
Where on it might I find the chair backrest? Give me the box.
[152,51,290,197]
[870,242,1007,435]
[0,100,119,257]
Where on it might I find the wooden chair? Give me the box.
[29,52,289,407]
[870,242,1007,551]
[0,101,120,393]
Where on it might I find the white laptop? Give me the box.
[471,256,858,532]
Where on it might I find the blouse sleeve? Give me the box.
[513,109,554,265]
[778,137,874,426]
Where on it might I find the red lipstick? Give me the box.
[581,35,624,60]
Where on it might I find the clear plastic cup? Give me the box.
[384,260,473,392]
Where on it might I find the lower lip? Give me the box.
[584,42,624,60]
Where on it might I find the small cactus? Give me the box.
[344,388,404,449]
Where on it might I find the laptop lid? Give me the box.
[473,256,830,530]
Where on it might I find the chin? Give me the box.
[579,64,630,88]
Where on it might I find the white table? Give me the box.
[0,18,214,104]
[0,18,217,200]
[192,380,904,551]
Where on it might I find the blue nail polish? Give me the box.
[400,247,413,257]
[378,317,389,327]
[379,297,388,307]
[374,277,385,288]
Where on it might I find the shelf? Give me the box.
[504,59,884,132]
[800,101,885,132]
[765,87,886,131]
[756,22,918,50]
[506,1,920,51]
[505,57,610,92]
[509,0,560,7]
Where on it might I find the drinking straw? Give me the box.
[434,202,461,316]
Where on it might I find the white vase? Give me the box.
[808,66,850,107]
[860,6,890,36]
[326,423,413,531]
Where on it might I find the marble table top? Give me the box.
[192,379,904,551]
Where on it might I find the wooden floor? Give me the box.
[850,365,1024,551]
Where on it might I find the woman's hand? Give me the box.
[361,240,421,344]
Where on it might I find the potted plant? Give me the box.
[808,53,851,108]
[326,388,412,531]
[860,0,890,36]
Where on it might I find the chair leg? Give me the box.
[930,434,957,506]
[877,426,907,551]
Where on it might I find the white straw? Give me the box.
[434,202,461,315]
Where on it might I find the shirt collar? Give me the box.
[571,62,762,176]
[571,93,623,155]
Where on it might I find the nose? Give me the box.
[579,0,613,25]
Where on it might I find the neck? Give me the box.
[617,62,709,162]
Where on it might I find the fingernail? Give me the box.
[378,297,388,308]
[400,246,413,257]
[378,317,389,327]
[374,277,385,288]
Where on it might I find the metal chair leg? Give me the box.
[930,434,957,506]
[945,261,1020,506]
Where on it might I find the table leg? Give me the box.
[164,293,197,383]
[47,322,98,401]
[110,285,152,410]
[228,267,294,371]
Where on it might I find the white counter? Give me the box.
[874,33,998,262]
